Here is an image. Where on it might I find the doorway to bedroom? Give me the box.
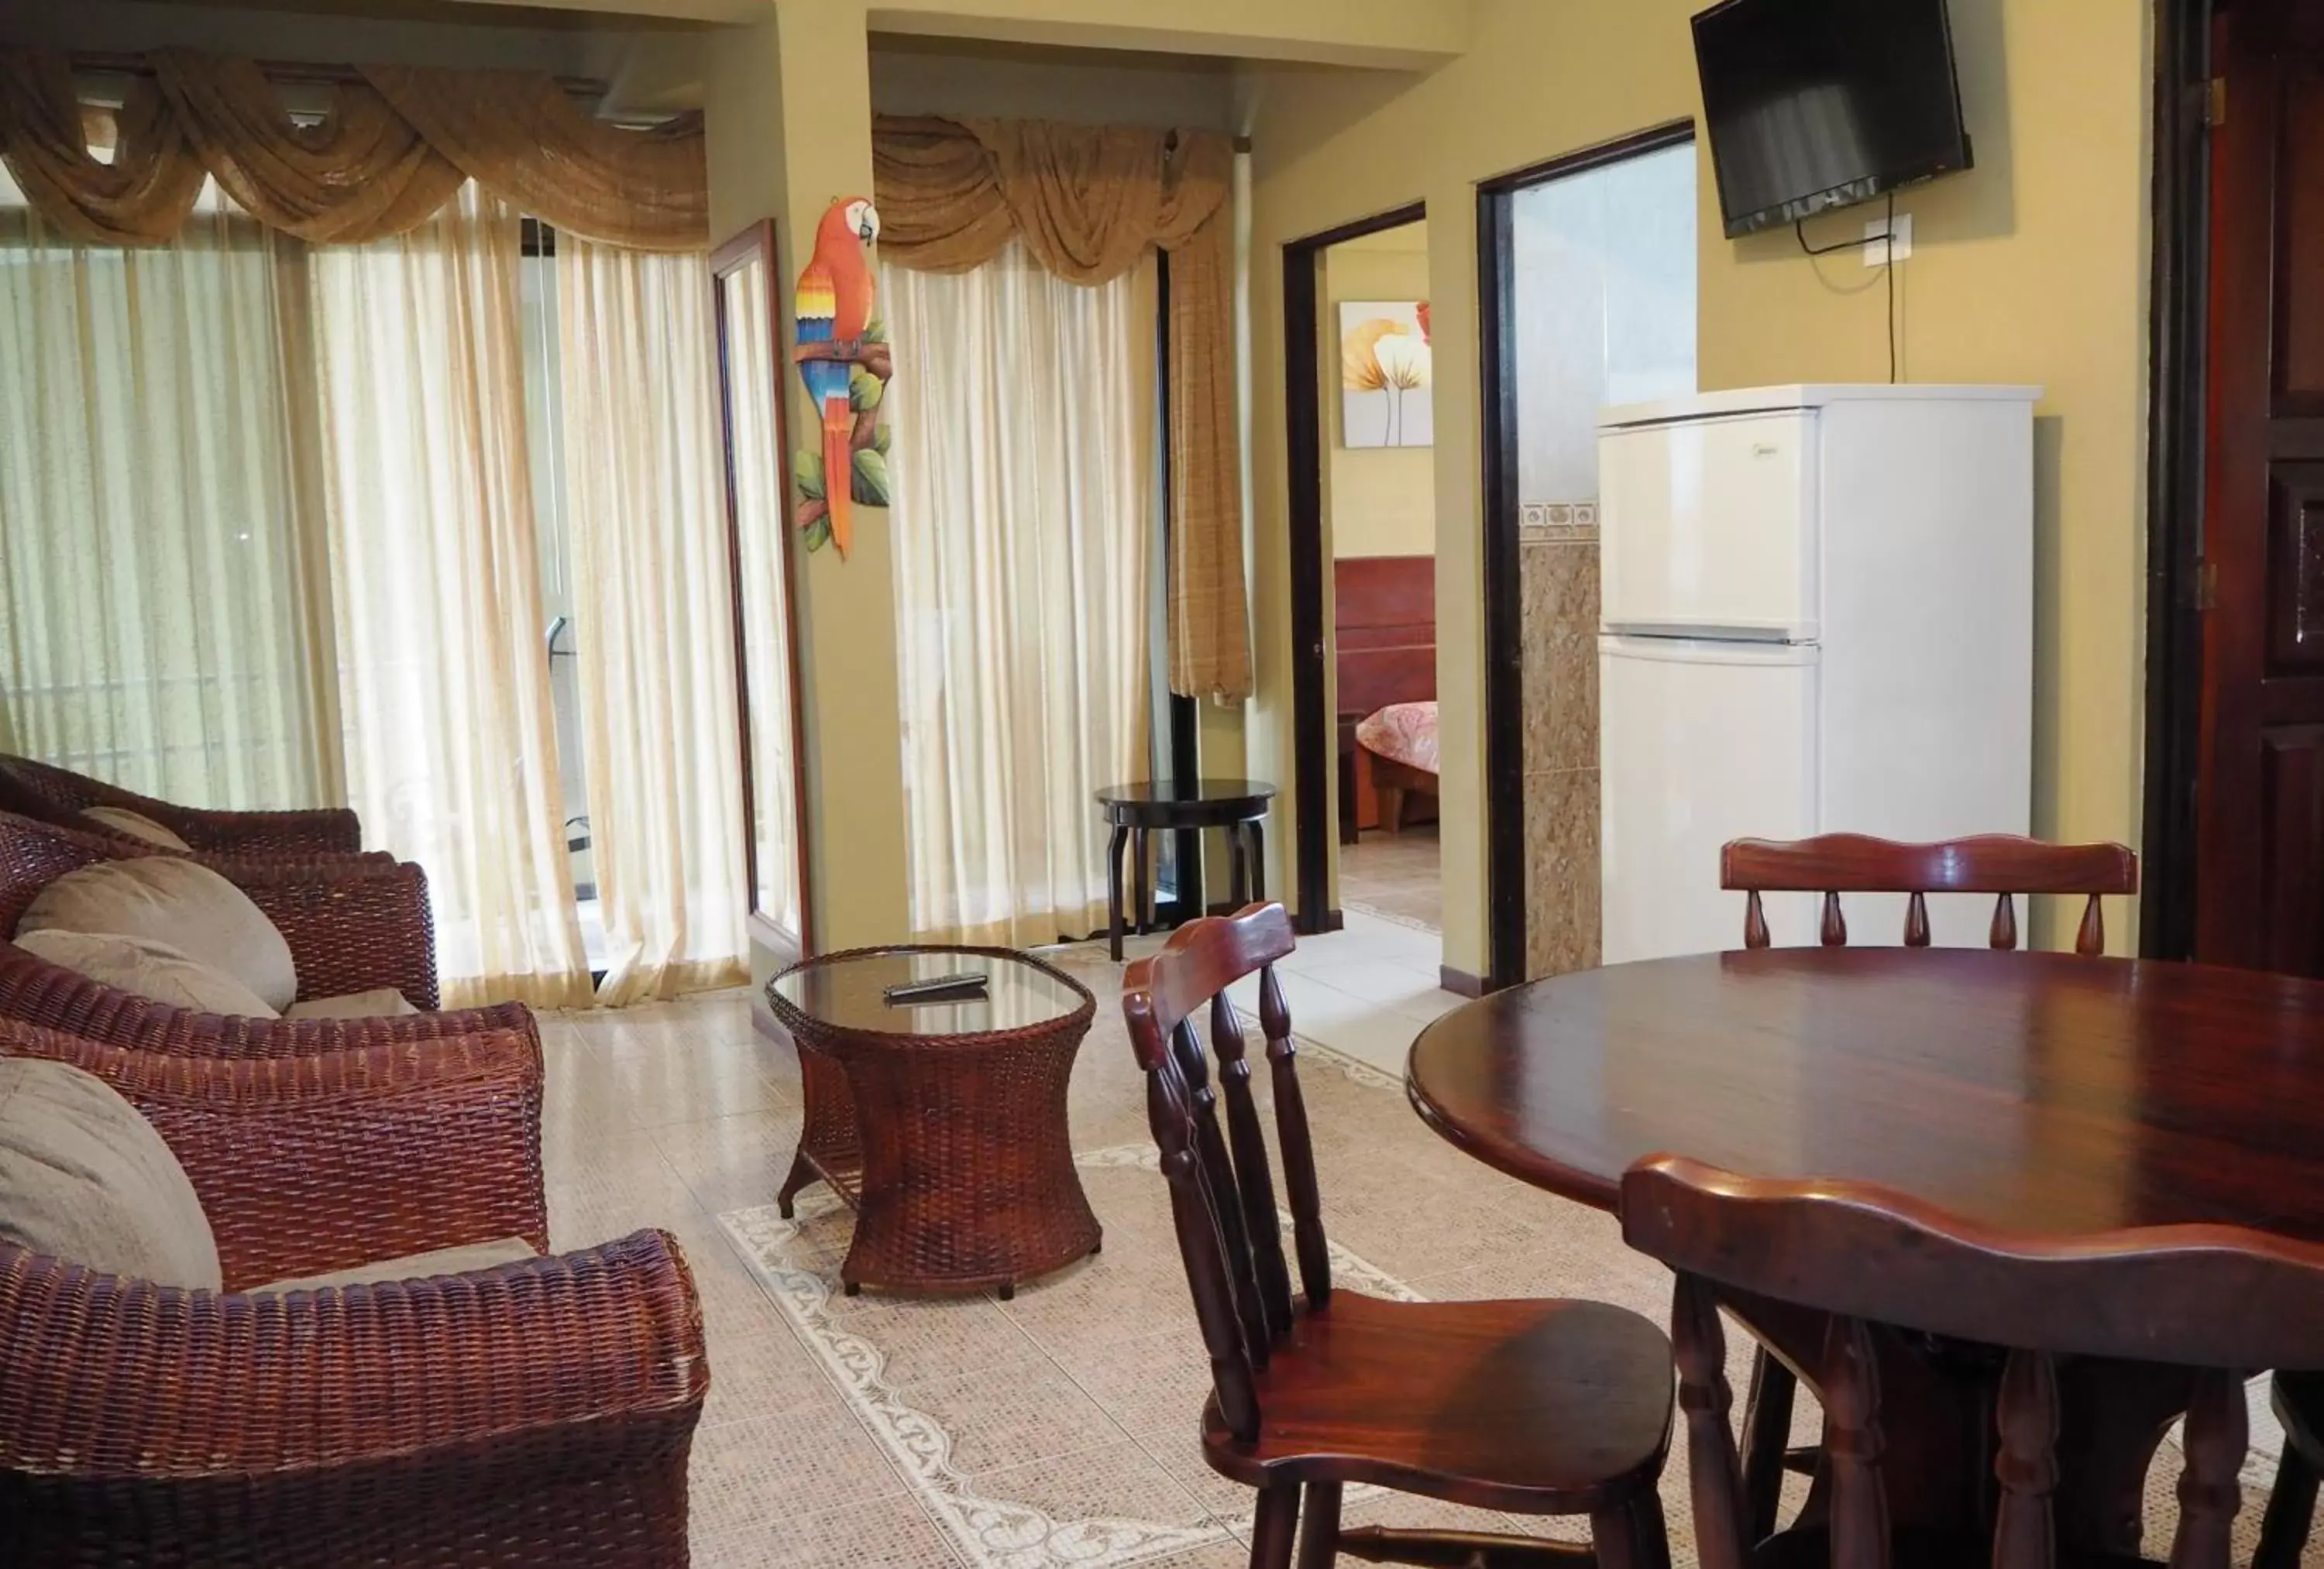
[1324,221,1442,945]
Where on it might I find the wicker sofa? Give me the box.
[0,754,365,856]
[0,1019,706,1567]
[0,809,535,1058]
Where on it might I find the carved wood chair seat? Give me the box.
[1202,1289,1673,1512]
[1122,903,1676,1569]
[1621,1154,2324,1569]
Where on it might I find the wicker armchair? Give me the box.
[0,809,536,1059]
[0,1021,706,1567]
[0,753,364,855]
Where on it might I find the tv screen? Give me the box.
[1693,0,1973,238]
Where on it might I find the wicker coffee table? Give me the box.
[766,945,1102,1299]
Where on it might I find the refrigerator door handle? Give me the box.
[1600,620,1819,644]
[1599,633,1821,668]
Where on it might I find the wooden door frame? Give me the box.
[1284,201,1428,940]
[711,219,816,966]
[2139,0,2216,959]
[1475,119,1697,990]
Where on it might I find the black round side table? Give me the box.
[1092,778,1277,960]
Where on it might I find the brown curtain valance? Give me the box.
[875,114,1253,704]
[0,48,707,251]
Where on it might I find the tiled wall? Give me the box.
[1520,503,1600,979]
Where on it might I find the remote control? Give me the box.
[883,970,991,1005]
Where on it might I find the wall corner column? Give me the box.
[705,0,913,950]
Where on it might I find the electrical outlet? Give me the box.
[1864,212,1913,266]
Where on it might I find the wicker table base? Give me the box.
[769,946,1102,1299]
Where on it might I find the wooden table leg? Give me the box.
[1105,822,1128,961]
[1132,826,1151,936]
[1720,1285,2212,1562]
[1246,818,1267,901]
[2054,1357,2197,1555]
[1741,1351,1800,1540]
[1717,1288,1990,1536]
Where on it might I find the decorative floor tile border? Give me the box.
[720,1141,1422,1569]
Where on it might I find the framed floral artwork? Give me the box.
[1339,300,1433,448]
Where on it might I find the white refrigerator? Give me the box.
[1597,384,2040,963]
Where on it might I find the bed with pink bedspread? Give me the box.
[1355,701,1440,775]
[1335,556,1439,834]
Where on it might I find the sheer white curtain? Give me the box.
[310,182,591,1008]
[885,240,1157,945]
[555,235,748,1003]
[0,174,339,809]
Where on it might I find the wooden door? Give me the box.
[2196,0,2324,970]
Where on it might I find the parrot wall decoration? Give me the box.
[792,195,891,560]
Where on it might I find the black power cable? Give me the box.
[1794,192,1901,383]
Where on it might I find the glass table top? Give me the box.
[768,948,1090,1039]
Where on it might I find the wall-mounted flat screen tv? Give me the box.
[1693,0,1974,238]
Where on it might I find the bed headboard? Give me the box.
[1333,555,1435,719]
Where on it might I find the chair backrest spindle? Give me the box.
[2174,1370,2250,1569]
[1993,1348,2060,1569]
[1259,962,1331,1310]
[1167,1016,1272,1366]
[1208,992,1294,1338]
[1904,891,1930,947]
[1669,1275,1748,1569]
[1140,1054,1260,1438]
[1822,1315,1889,1569]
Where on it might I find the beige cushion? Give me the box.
[18,857,297,1011]
[284,987,419,1020]
[12,929,281,1018]
[0,1058,221,1289]
[250,1236,538,1295]
[78,805,192,851]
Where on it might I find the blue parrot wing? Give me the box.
[802,359,851,405]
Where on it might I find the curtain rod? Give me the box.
[67,50,608,101]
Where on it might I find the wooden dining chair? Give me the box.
[1716,830,2140,1537]
[1122,903,1676,1569]
[1621,1153,2324,1569]
[1721,832,2139,955]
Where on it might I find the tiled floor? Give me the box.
[1337,824,1442,933]
[1220,906,1455,1078]
[537,933,2307,1569]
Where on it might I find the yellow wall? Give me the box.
[5,0,653,71]
[868,36,1237,127]
[704,1,915,954]
[1244,0,2154,971]
[1325,229,1436,561]
[862,0,1469,67]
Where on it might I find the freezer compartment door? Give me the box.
[1600,410,1819,640]
[1600,636,1820,963]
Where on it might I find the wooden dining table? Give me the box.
[1405,945,2324,1556]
